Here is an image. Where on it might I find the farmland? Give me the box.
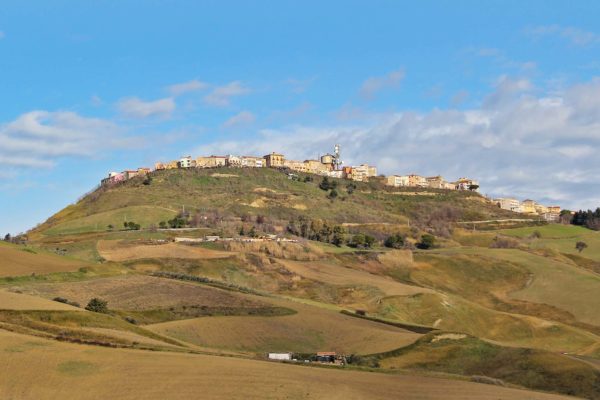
[2,168,599,398]
[0,329,574,400]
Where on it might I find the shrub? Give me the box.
[328,189,338,200]
[417,234,435,249]
[529,230,542,239]
[348,233,375,248]
[53,297,69,304]
[384,234,405,249]
[85,298,108,313]
[576,241,588,253]
[125,316,138,325]
[490,236,520,249]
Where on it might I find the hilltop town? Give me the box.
[101,144,562,221]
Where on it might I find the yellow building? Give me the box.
[284,159,308,173]
[521,199,538,214]
[304,159,329,174]
[165,160,179,169]
[154,162,165,170]
[264,152,285,168]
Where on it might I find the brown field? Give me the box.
[96,240,232,262]
[280,258,431,297]
[0,243,85,277]
[148,297,422,354]
[0,290,83,311]
[0,330,572,400]
[18,275,269,311]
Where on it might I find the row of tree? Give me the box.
[570,208,600,231]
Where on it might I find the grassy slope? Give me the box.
[371,333,600,400]
[148,294,422,355]
[0,241,86,277]
[30,168,515,238]
[0,330,572,400]
[500,224,600,262]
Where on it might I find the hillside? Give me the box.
[2,168,599,399]
[30,167,516,239]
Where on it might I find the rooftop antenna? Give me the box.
[334,144,342,170]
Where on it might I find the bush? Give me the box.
[384,234,405,249]
[328,189,338,200]
[576,241,588,253]
[85,298,109,313]
[348,233,375,248]
[490,236,520,249]
[417,234,435,249]
[53,297,69,304]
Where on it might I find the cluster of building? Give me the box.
[493,198,561,221]
[384,174,479,191]
[100,145,479,190]
[100,167,151,186]
[99,144,562,219]
[151,145,380,182]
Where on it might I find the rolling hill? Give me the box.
[2,167,599,399]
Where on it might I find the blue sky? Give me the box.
[2,1,600,234]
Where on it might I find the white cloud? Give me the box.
[222,111,256,128]
[204,81,250,107]
[360,69,405,100]
[0,110,131,170]
[527,25,600,46]
[117,97,175,118]
[195,77,600,210]
[167,79,208,96]
[285,77,317,94]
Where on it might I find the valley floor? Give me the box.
[0,330,573,400]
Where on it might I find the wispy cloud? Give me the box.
[222,111,256,128]
[359,69,405,100]
[204,81,251,107]
[0,111,132,170]
[195,77,600,210]
[167,79,208,96]
[526,25,600,46]
[285,77,317,94]
[117,97,175,118]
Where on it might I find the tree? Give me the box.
[3,233,10,242]
[239,226,245,236]
[248,226,257,238]
[319,177,331,191]
[576,241,588,253]
[364,234,375,248]
[85,298,108,313]
[348,234,365,248]
[159,221,167,229]
[384,234,405,249]
[107,224,114,231]
[418,234,436,249]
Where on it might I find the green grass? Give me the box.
[31,168,515,239]
[0,263,131,286]
[0,310,181,347]
[43,205,178,236]
[361,333,600,400]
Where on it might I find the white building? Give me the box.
[179,156,195,168]
[495,198,522,213]
[268,353,292,361]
